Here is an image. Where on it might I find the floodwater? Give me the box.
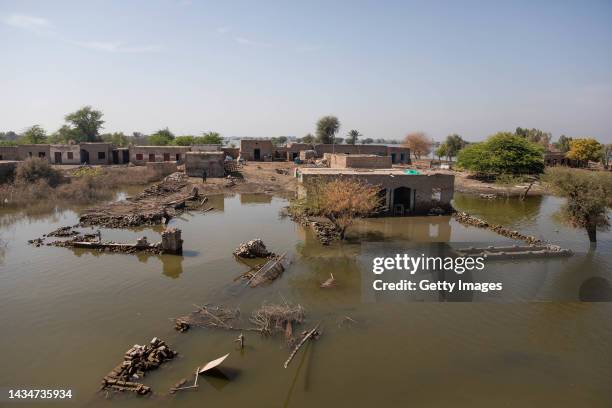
[0,192,611,407]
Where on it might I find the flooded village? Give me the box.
[2,2,612,406]
[1,128,611,407]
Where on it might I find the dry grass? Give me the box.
[0,163,162,208]
[250,302,305,335]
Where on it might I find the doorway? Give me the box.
[54,152,62,164]
[254,148,261,161]
[80,149,89,164]
[393,187,412,215]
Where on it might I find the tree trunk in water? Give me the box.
[586,225,597,243]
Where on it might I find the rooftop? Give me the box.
[298,167,448,176]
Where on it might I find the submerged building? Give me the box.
[297,167,454,215]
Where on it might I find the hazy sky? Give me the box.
[1,0,611,142]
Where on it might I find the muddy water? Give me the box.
[0,193,611,407]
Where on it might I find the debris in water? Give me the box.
[283,322,321,368]
[250,302,305,337]
[247,253,286,287]
[198,353,230,374]
[320,273,336,288]
[101,337,177,396]
[233,238,273,258]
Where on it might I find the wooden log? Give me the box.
[284,322,321,368]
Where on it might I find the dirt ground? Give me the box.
[434,169,545,197]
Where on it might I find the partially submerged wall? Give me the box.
[298,170,454,215]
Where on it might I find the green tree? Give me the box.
[315,116,340,144]
[197,132,224,145]
[101,132,129,147]
[347,129,361,145]
[64,106,104,142]
[456,132,544,175]
[566,138,602,163]
[271,136,288,146]
[48,125,82,143]
[301,133,315,144]
[435,143,448,161]
[362,137,374,144]
[544,167,612,243]
[19,125,47,144]
[554,135,573,153]
[515,127,552,147]
[444,134,466,160]
[147,128,175,146]
[174,135,195,146]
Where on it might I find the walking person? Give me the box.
[202,169,207,183]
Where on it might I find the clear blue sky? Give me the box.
[1,0,611,142]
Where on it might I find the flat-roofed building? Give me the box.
[297,168,453,215]
[50,144,80,164]
[129,146,191,165]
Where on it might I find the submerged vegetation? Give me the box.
[543,167,612,243]
[289,178,382,239]
[0,158,161,208]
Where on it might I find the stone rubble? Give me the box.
[233,239,272,258]
[101,337,178,396]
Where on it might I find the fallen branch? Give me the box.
[283,322,321,368]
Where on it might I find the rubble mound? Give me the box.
[233,238,272,258]
[101,337,177,396]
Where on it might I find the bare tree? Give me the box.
[402,132,432,160]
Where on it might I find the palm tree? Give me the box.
[347,129,361,145]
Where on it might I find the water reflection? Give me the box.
[240,193,273,205]
[453,194,543,228]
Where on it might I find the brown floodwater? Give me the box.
[0,192,611,407]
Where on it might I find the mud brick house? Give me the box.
[17,144,51,161]
[50,144,80,164]
[129,146,191,165]
[79,143,112,165]
[184,151,225,177]
[240,139,273,161]
[297,168,454,215]
[0,146,18,161]
[329,153,392,169]
[312,144,411,164]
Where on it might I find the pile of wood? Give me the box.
[246,253,286,287]
[101,337,178,396]
[250,302,305,338]
[174,304,242,331]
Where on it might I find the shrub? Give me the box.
[291,177,382,239]
[14,158,63,187]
